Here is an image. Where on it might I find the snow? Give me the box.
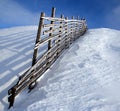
[0,26,120,111]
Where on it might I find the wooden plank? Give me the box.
[42,17,65,22]
[43,27,62,35]
[41,31,66,45]
[32,12,45,66]
[43,24,60,28]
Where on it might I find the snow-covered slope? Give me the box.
[0,27,120,111]
[0,26,37,111]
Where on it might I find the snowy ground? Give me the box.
[0,27,120,111]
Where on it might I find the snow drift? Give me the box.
[0,26,120,111]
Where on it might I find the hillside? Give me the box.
[0,27,120,111]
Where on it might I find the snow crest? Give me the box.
[0,27,120,111]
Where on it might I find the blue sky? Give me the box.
[0,0,120,29]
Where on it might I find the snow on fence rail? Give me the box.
[8,7,87,109]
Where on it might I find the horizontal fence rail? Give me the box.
[8,7,87,109]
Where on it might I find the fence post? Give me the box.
[75,16,79,39]
[78,17,82,37]
[70,16,74,44]
[57,14,64,55]
[32,12,45,66]
[77,16,81,38]
[83,18,87,32]
[48,7,56,50]
[65,17,69,48]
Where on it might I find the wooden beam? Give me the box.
[48,7,56,50]
[32,12,45,66]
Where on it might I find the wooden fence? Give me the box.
[8,7,87,109]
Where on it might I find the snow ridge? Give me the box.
[0,27,120,111]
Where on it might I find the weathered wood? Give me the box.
[32,12,45,66]
[56,14,64,55]
[42,17,65,22]
[64,17,69,48]
[8,7,87,109]
[48,7,56,50]
[43,23,65,28]
[43,26,62,35]
[69,16,74,44]
[42,31,66,45]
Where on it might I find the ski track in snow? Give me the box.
[0,27,120,111]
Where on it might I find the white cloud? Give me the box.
[105,5,120,29]
[0,0,40,26]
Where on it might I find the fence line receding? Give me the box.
[8,7,87,109]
